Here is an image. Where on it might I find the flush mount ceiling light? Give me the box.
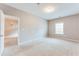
[36,3,55,13]
[43,6,55,13]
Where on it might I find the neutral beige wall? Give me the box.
[0,4,48,44]
[48,14,79,42]
[19,13,48,43]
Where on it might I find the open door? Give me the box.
[0,10,4,56]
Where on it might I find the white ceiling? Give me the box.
[6,3,79,20]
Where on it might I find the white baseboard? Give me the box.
[49,36,79,43]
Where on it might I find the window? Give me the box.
[55,23,64,34]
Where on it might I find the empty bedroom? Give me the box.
[0,3,79,56]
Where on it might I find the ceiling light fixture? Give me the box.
[43,6,55,13]
[36,3,55,13]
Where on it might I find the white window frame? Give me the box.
[55,22,64,35]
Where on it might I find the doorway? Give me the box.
[0,10,20,55]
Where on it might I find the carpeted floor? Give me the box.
[2,38,79,56]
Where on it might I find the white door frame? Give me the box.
[0,10,20,56]
[0,10,4,56]
[17,17,20,46]
[4,15,20,47]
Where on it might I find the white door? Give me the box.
[0,10,4,55]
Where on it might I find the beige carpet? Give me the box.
[2,38,79,56]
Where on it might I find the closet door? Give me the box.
[0,10,4,55]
